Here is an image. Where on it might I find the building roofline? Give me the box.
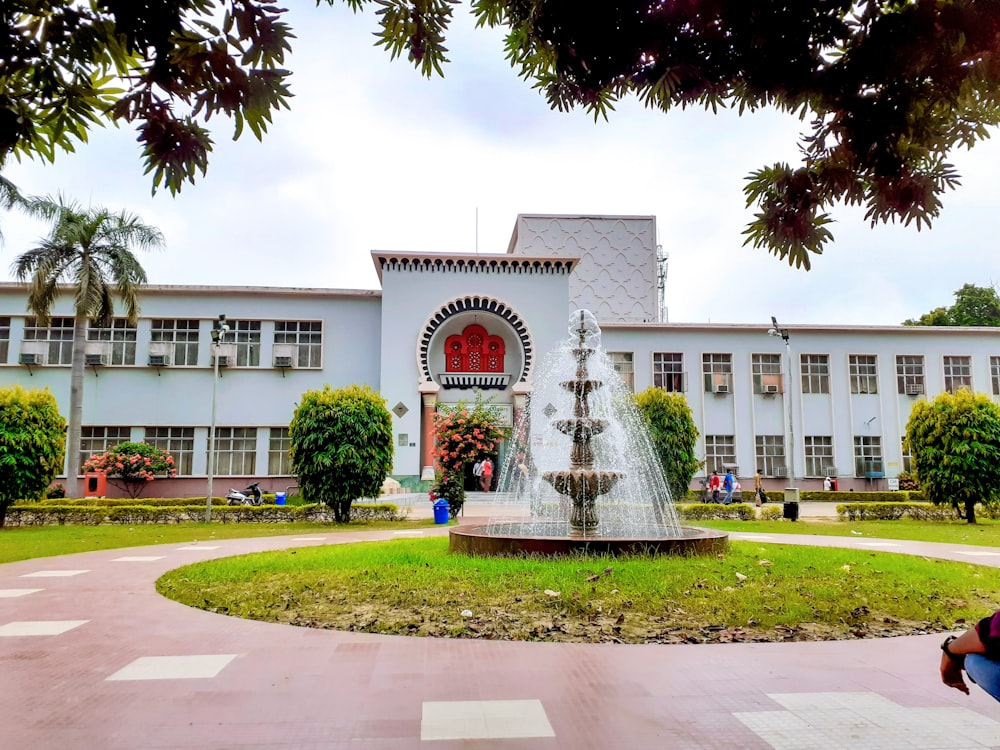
[0,281,381,299]
[600,321,1000,335]
[371,251,579,282]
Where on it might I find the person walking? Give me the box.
[707,471,721,503]
[754,468,765,507]
[723,470,735,505]
[480,457,493,492]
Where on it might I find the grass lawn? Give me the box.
[700,517,1000,545]
[0,519,438,565]
[156,535,1000,645]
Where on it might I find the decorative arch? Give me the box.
[417,295,533,384]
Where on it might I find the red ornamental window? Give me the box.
[444,324,505,373]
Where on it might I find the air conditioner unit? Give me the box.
[85,353,108,366]
[905,383,924,395]
[273,356,294,368]
[214,355,232,368]
[713,384,730,394]
[148,353,170,367]
[19,352,41,366]
[763,384,780,394]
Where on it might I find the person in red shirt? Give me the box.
[480,457,493,492]
[707,471,721,503]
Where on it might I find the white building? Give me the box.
[1,213,996,496]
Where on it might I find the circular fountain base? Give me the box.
[449,524,728,557]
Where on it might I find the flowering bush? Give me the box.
[82,442,177,498]
[430,395,507,517]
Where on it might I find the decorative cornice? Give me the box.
[372,252,578,282]
[417,295,534,385]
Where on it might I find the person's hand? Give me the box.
[941,652,970,694]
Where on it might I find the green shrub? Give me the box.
[677,503,756,521]
[0,386,66,527]
[634,388,701,503]
[290,385,394,522]
[758,505,784,521]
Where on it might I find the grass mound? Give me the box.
[157,536,996,644]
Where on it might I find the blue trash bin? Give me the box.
[433,498,450,524]
[275,491,286,506]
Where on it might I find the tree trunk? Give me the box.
[965,497,977,524]
[65,315,87,498]
[0,502,8,528]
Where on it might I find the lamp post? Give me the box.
[205,314,229,522]
[768,316,798,502]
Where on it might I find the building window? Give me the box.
[80,426,132,471]
[268,427,292,475]
[232,320,261,367]
[992,357,1000,396]
[702,353,733,392]
[609,352,634,391]
[803,436,834,478]
[151,319,200,366]
[901,437,913,474]
[274,321,323,368]
[23,316,74,365]
[854,435,884,477]
[896,355,925,395]
[849,354,878,394]
[751,353,782,394]
[145,427,195,475]
[800,354,830,394]
[943,355,972,393]
[652,352,685,392]
[86,319,137,365]
[754,435,787,477]
[704,435,736,473]
[0,316,9,363]
[210,427,257,475]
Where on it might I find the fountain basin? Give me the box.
[449,524,728,557]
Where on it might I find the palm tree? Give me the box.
[11,196,165,496]
[0,174,28,245]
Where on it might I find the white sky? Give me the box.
[2,4,999,326]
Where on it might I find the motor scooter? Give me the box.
[226,481,263,506]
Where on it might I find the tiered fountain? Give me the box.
[449,310,727,557]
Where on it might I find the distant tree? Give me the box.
[904,284,1000,326]
[289,385,393,522]
[3,2,1000,262]
[11,196,164,497]
[905,390,1000,524]
[634,388,701,503]
[0,386,66,527]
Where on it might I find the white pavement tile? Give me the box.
[106,654,238,681]
[290,537,327,541]
[111,556,165,562]
[856,542,901,547]
[175,546,221,551]
[735,692,1000,749]
[0,589,42,598]
[421,700,554,741]
[393,531,424,536]
[20,569,89,578]
[0,620,88,636]
[733,534,776,540]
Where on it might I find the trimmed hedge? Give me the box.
[835,502,984,521]
[677,503,758,521]
[3,502,403,527]
[683,489,928,504]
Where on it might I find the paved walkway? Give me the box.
[3,510,1000,749]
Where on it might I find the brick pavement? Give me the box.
[2,514,999,749]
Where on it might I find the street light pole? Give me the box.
[769,316,798,500]
[205,314,229,522]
